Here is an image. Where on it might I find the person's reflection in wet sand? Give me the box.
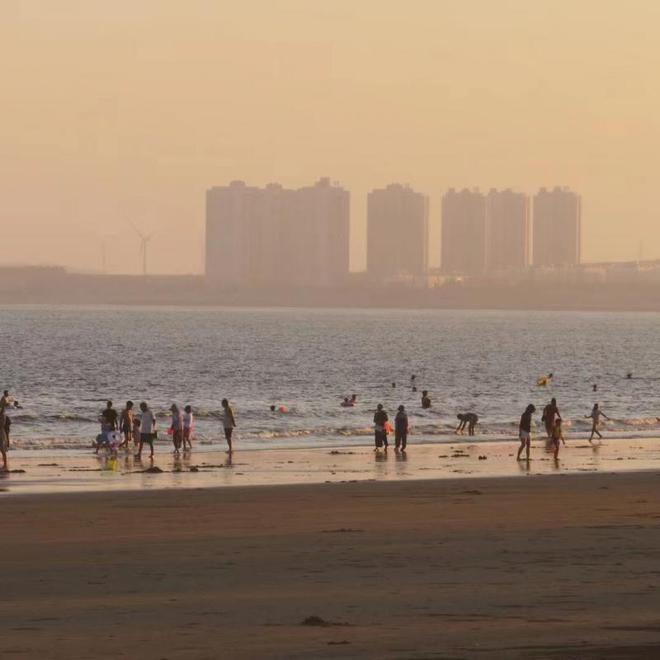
[517,457,531,474]
[224,453,233,468]
[133,454,154,469]
[394,448,408,476]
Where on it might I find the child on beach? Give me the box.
[517,404,536,461]
[587,403,609,443]
[394,405,408,451]
[550,417,566,460]
[220,399,236,453]
[132,415,141,447]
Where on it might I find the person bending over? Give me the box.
[456,412,478,436]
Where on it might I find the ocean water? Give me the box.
[1,306,659,452]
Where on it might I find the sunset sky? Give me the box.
[2,0,660,273]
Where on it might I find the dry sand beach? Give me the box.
[2,456,660,659]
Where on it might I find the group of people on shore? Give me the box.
[0,380,614,471]
[517,398,609,461]
[370,388,480,452]
[368,387,609,461]
[95,398,236,460]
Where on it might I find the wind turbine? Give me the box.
[130,222,153,276]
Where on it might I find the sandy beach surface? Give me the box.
[4,436,660,494]
[3,468,660,659]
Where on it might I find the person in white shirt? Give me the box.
[182,405,194,450]
[136,401,156,459]
[587,403,609,443]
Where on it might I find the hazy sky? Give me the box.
[3,0,660,273]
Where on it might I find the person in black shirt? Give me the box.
[541,398,559,440]
[394,405,409,451]
[101,401,118,433]
[373,404,389,449]
[517,404,536,461]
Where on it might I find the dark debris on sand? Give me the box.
[300,616,352,627]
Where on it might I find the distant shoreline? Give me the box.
[3,266,660,311]
[2,284,660,313]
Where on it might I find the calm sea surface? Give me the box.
[1,306,659,452]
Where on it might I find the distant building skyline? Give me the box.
[366,184,429,282]
[486,188,530,272]
[206,178,350,288]
[441,188,487,277]
[206,180,582,286]
[532,187,582,268]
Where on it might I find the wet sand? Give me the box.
[3,471,660,659]
[3,436,660,494]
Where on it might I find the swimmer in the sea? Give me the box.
[421,390,431,409]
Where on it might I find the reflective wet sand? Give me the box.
[2,436,660,494]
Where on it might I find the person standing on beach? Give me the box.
[1,390,13,446]
[421,390,431,409]
[118,401,134,450]
[587,403,609,443]
[101,401,118,435]
[550,417,566,460]
[0,407,8,471]
[182,405,194,450]
[373,403,389,450]
[170,404,184,454]
[220,399,236,453]
[541,398,559,440]
[136,401,156,460]
[394,405,408,451]
[517,404,536,461]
